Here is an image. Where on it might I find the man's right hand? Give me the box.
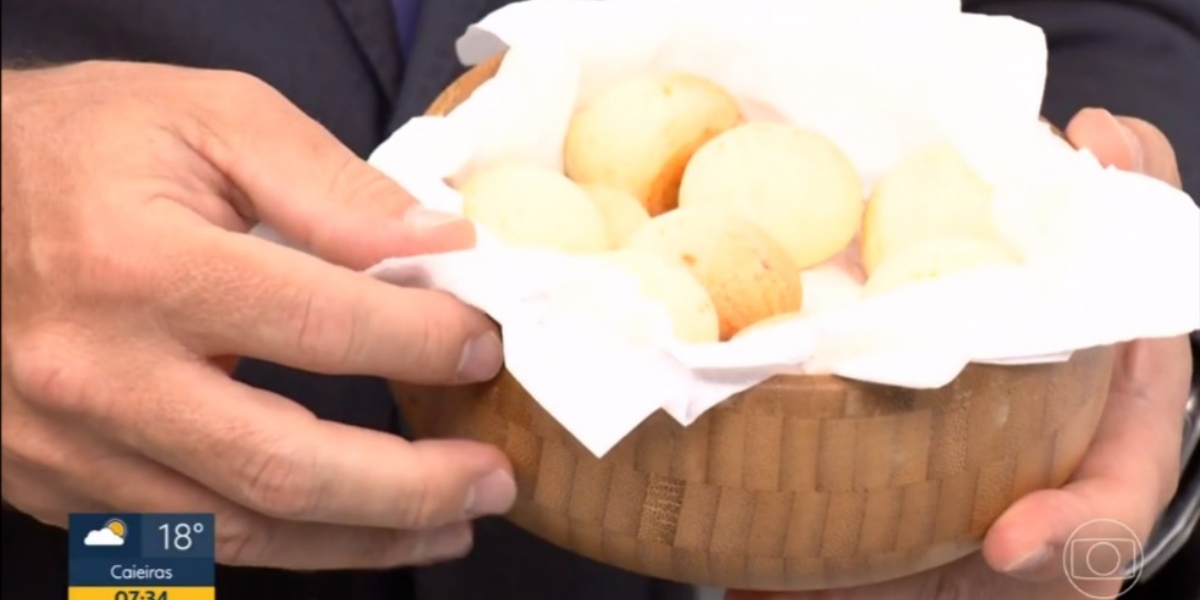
[0,61,516,570]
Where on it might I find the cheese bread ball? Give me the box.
[861,142,1001,274]
[863,237,1021,297]
[679,122,863,270]
[581,185,651,249]
[459,162,609,253]
[564,72,743,216]
[601,250,721,344]
[626,206,802,340]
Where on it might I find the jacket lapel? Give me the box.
[389,0,514,130]
[328,0,404,103]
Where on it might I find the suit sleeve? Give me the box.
[967,0,1200,376]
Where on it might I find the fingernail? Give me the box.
[404,207,468,229]
[464,470,517,517]
[1002,545,1053,575]
[1096,108,1145,173]
[456,331,503,382]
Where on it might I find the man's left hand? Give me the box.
[727,108,1195,600]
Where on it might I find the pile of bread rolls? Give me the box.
[456,71,1020,344]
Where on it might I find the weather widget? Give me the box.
[68,513,215,600]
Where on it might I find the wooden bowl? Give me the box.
[389,53,1114,591]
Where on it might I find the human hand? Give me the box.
[727,108,1195,600]
[0,62,516,570]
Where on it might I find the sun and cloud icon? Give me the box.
[83,518,128,547]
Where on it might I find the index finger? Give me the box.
[180,70,475,270]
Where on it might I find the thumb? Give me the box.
[1065,108,1182,188]
[982,337,1191,585]
[187,74,475,269]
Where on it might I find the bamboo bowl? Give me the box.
[389,54,1114,591]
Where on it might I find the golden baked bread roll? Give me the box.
[679,122,863,270]
[863,237,1021,297]
[459,162,609,253]
[600,250,721,344]
[563,72,743,216]
[626,206,802,340]
[861,142,1002,274]
[581,185,651,249]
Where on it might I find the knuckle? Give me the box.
[13,182,168,311]
[393,447,457,528]
[287,288,359,369]
[182,68,287,159]
[77,227,165,302]
[7,330,92,413]
[194,69,297,141]
[374,299,453,382]
[395,473,436,529]
[34,206,168,307]
[307,158,411,264]
[213,511,272,566]
[413,324,451,380]
[234,440,322,520]
[209,69,277,104]
[406,304,464,381]
[325,156,406,215]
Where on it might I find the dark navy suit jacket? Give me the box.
[3,0,1198,599]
